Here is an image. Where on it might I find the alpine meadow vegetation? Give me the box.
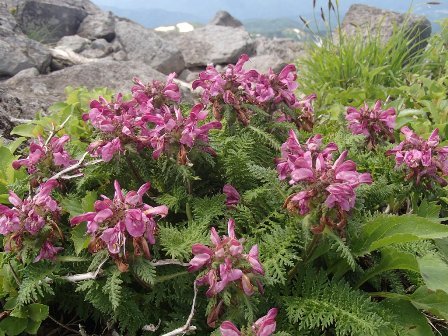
[0,5,448,336]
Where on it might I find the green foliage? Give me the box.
[285,269,392,336]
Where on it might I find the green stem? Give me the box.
[288,233,322,280]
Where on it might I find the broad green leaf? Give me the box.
[81,191,97,212]
[353,215,448,256]
[380,299,434,336]
[415,200,441,222]
[10,306,28,318]
[0,194,9,204]
[24,320,41,335]
[5,137,26,154]
[395,109,427,129]
[434,238,448,261]
[0,147,15,184]
[0,316,28,336]
[10,123,43,138]
[417,254,448,293]
[410,287,448,320]
[71,222,91,255]
[355,248,419,287]
[60,197,83,217]
[27,303,49,322]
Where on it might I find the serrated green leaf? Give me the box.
[354,215,448,256]
[417,254,448,293]
[60,197,83,217]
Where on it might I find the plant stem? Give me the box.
[288,233,322,280]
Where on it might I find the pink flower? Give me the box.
[223,184,240,208]
[145,103,221,163]
[189,219,264,297]
[220,308,278,336]
[132,73,181,107]
[0,180,62,262]
[70,180,168,257]
[252,308,278,336]
[387,127,448,186]
[220,321,241,336]
[346,100,396,146]
[13,135,75,174]
[279,134,372,231]
[34,240,63,262]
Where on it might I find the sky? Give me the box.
[90,0,447,28]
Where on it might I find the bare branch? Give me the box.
[48,152,103,181]
[45,115,72,145]
[62,257,108,283]
[143,281,198,335]
[142,320,161,332]
[150,259,190,267]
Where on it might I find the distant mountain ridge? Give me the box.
[94,1,447,33]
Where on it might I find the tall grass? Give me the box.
[297,4,431,106]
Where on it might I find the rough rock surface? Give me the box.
[16,0,89,43]
[254,37,305,63]
[340,4,431,50]
[80,38,113,58]
[0,4,18,32]
[0,27,51,77]
[115,20,185,75]
[0,60,166,118]
[209,11,243,28]
[56,35,90,53]
[78,11,115,41]
[243,55,287,74]
[173,25,256,67]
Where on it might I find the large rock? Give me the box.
[0,60,166,118]
[0,4,18,32]
[115,20,185,75]
[16,0,89,43]
[243,55,287,74]
[340,4,431,51]
[209,11,243,28]
[255,37,305,62]
[78,11,115,42]
[173,25,255,67]
[0,27,51,77]
[56,35,90,53]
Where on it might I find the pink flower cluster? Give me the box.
[145,103,221,163]
[346,100,396,147]
[192,54,307,126]
[0,179,63,262]
[189,219,264,297]
[220,308,278,336]
[223,184,240,208]
[84,74,221,163]
[387,127,448,186]
[70,180,168,259]
[277,131,372,231]
[13,135,75,174]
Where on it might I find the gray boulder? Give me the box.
[80,38,113,59]
[115,20,185,75]
[340,4,431,51]
[0,4,18,32]
[0,60,166,118]
[16,0,89,43]
[255,37,305,63]
[243,55,287,74]
[209,11,243,28]
[0,27,51,77]
[78,11,115,41]
[173,25,255,67]
[56,35,90,53]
